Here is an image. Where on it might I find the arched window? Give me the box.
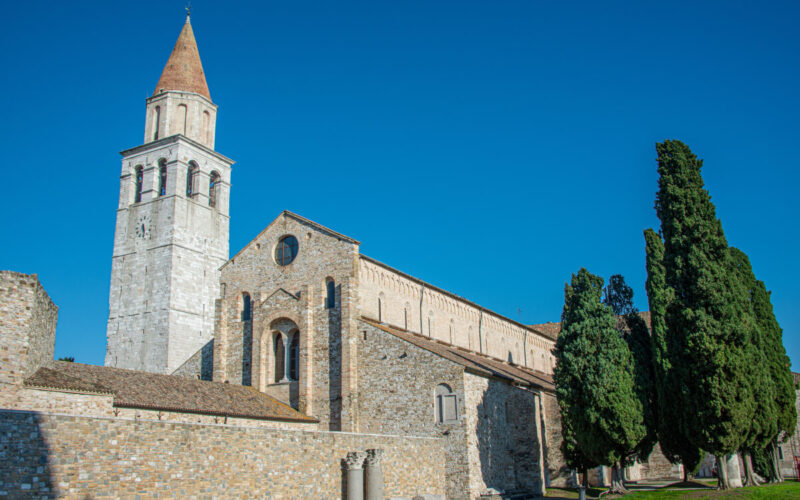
[177,104,188,135]
[153,106,161,140]
[186,162,198,197]
[404,307,408,330]
[134,166,143,203]
[242,292,251,321]
[274,334,285,383]
[203,110,211,143]
[435,383,458,423]
[289,332,299,381]
[378,298,383,322]
[209,171,220,207]
[449,320,455,344]
[326,278,336,309]
[158,159,167,196]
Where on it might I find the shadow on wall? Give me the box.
[1,411,54,497]
[476,382,541,496]
[200,339,214,381]
[328,289,342,431]
[242,321,253,386]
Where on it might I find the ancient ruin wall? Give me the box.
[1,410,444,499]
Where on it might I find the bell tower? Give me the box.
[106,13,234,374]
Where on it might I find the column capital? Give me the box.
[365,448,384,467]
[344,451,367,470]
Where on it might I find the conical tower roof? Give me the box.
[153,14,211,100]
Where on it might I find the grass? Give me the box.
[545,480,800,499]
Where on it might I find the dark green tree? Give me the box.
[554,269,647,494]
[728,248,776,486]
[643,229,703,481]
[57,356,75,362]
[649,140,756,488]
[730,247,796,482]
[604,275,658,465]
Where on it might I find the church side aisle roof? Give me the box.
[153,14,211,99]
[24,361,317,423]
[361,318,555,392]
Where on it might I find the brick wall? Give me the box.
[0,410,444,499]
[541,391,570,487]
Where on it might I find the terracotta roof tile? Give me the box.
[153,15,211,99]
[25,361,316,423]
[361,318,555,392]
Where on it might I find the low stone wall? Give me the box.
[0,410,445,499]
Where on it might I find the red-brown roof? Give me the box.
[153,15,211,99]
[25,361,316,423]
[361,318,555,392]
[530,311,653,340]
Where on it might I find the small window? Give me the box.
[186,162,198,197]
[274,334,285,383]
[158,159,167,196]
[435,383,458,423]
[209,171,220,207]
[275,235,299,266]
[326,279,336,309]
[289,332,299,381]
[779,446,784,460]
[242,292,251,321]
[153,106,161,140]
[134,166,143,203]
[378,298,382,322]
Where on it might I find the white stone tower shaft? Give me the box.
[106,14,233,374]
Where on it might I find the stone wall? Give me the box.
[106,135,232,375]
[541,391,569,487]
[171,338,214,380]
[0,271,58,406]
[358,256,556,375]
[0,410,445,499]
[463,373,544,497]
[357,320,469,498]
[216,212,360,430]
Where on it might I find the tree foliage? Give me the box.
[554,269,648,470]
[649,140,756,458]
[644,228,703,474]
[604,274,658,463]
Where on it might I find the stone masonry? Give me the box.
[0,410,445,499]
[105,15,234,375]
[0,271,58,407]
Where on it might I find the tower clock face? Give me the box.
[135,214,151,239]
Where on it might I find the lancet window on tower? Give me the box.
[186,162,198,197]
[209,171,220,207]
[158,159,167,196]
[134,166,143,203]
[153,106,161,141]
[326,278,336,309]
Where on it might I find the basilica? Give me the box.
[0,14,687,499]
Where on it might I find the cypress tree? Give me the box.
[730,247,796,482]
[604,275,658,464]
[643,229,703,480]
[651,140,756,488]
[728,248,776,486]
[554,269,647,494]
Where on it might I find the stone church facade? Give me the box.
[0,13,699,499]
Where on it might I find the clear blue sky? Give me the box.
[1,1,797,367]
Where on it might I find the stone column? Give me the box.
[365,449,384,500]
[344,451,367,500]
[283,332,292,381]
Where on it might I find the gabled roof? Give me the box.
[361,318,555,392]
[223,210,359,269]
[25,361,317,423]
[153,14,211,100]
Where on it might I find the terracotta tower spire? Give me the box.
[153,12,211,99]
